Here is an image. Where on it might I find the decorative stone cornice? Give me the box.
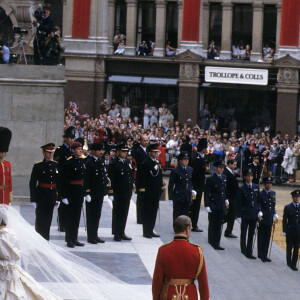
[175,50,203,63]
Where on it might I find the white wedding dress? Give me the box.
[0,227,61,300]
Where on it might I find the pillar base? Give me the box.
[125,46,137,56]
[278,46,300,60]
[64,37,109,54]
[250,52,263,61]
[178,41,204,57]
[219,50,232,60]
[153,48,165,57]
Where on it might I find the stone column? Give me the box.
[278,0,300,59]
[154,0,167,57]
[108,0,116,54]
[125,0,138,55]
[63,0,74,39]
[276,67,300,136]
[275,4,282,58]
[251,3,264,61]
[220,2,233,60]
[178,63,200,123]
[177,0,183,48]
[201,2,210,55]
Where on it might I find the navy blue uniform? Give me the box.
[283,203,300,269]
[62,155,87,244]
[108,157,134,238]
[237,183,260,256]
[248,163,262,185]
[204,173,227,248]
[168,165,193,221]
[189,152,206,229]
[257,189,276,259]
[139,156,164,236]
[29,159,60,240]
[84,155,108,242]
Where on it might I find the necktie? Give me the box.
[249,185,252,192]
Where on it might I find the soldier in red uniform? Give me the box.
[152,215,209,300]
[0,127,12,205]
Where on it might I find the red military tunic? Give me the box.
[152,236,209,300]
[0,160,12,205]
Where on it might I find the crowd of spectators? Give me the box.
[65,100,300,182]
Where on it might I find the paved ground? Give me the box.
[14,185,300,300]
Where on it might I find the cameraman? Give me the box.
[32,4,53,65]
[0,40,9,64]
[45,26,65,65]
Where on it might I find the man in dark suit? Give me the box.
[84,143,108,244]
[53,127,75,232]
[132,135,149,224]
[223,159,239,238]
[29,143,60,241]
[108,143,134,241]
[189,138,207,232]
[248,153,262,184]
[237,168,262,259]
[138,144,164,238]
[204,160,228,250]
[257,176,278,262]
[168,152,195,222]
[283,189,300,271]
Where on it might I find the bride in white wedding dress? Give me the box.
[0,204,146,300]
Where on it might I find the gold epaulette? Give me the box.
[66,156,72,161]
[189,242,201,248]
[158,241,172,249]
[35,160,43,164]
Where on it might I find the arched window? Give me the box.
[0,7,14,46]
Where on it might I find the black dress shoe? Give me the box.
[151,232,160,238]
[224,233,237,238]
[214,246,225,250]
[87,239,97,244]
[95,237,105,243]
[58,228,66,232]
[290,266,298,271]
[120,234,132,241]
[67,241,75,248]
[143,234,152,239]
[261,257,272,262]
[73,240,85,247]
[246,254,256,259]
[192,227,203,232]
[114,235,122,242]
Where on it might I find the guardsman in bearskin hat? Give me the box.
[257,176,278,262]
[204,160,228,250]
[283,189,300,271]
[84,142,107,244]
[237,167,262,259]
[29,143,60,241]
[189,138,207,232]
[54,126,75,232]
[168,151,196,222]
[0,127,12,205]
[108,142,134,241]
[152,215,209,300]
[138,143,164,238]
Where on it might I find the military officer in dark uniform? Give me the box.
[243,141,252,170]
[257,176,278,262]
[237,168,262,259]
[29,143,60,241]
[132,135,149,224]
[168,151,195,222]
[108,143,134,241]
[84,143,108,244]
[189,138,207,232]
[223,158,239,238]
[248,153,262,184]
[61,142,87,248]
[53,126,75,232]
[204,160,228,250]
[283,189,300,271]
[138,144,164,238]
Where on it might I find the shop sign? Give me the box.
[205,67,268,86]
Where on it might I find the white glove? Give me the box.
[283,232,286,237]
[108,196,114,201]
[273,214,278,221]
[258,211,263,218]
[225,199,229,205]
[206,207,212,213]
[31,202,37,209]
[85,195,91,203]
[9,203,11,206]
[55,201,60,208]
[192,190,197,197]
[62,198,69,205]
[237,218,242,224]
